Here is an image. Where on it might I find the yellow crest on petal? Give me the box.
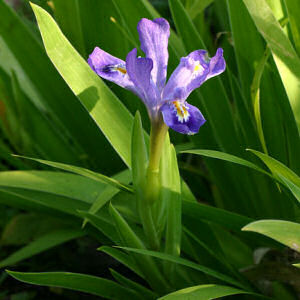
[172,101,190,123]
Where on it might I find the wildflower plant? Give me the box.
[88,17,225,250]
[1,0,300,299]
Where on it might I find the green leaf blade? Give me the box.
[119,247,250,289]
[0,229,84,268]
[31,3,134,167]
[158,284,249,300]
[243,220,300,252]
[14,155,133,193]
[6,271,140,300]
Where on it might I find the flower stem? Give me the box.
[147,118,168,203]
[141,116,168,250]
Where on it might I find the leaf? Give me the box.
[243,0,300,127]
[186,0,214,19]
[243,220,300,252]
[248,149,300,186]
[130,112,159,250]
[181,149,270,177]
[109,203,169,293]
[251,47,271,154]
[77,211,120,243]
[0,170,105,203]
[228,0,300,175]
[14,155,133,193]
[284,0,300,55]
[182,200,253,232]
[0,229,84,268]
[82,169,132,227]
[0,0,117,171]
[0,186,90,218]
[163,142,181,279]
[119,247,249,289]
[158,284,249,300]
[211,225,253,270]
[1,213,66,246]
[110,269,157,300]
[293,263,300,268]
[278,174,300,204]
[31,3,135,167]
[99,246,144,279]
[52,0,86,56]
[6,271,140,300]
[9,72,75,162]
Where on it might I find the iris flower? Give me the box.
[88,18,225,135]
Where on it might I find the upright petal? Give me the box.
[126,48,159,109]
[88,47,134,90]
[163,48,225,101]
[160,101,206,135]
[137,18,170,92]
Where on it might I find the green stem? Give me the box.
[141,116,168,250]
[148,118,169,173]
[145,118,168,205]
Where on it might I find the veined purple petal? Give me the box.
[126,48,159,109]
[163,48,225,101]
[207,48,226,79]
[160,101,206,135]
[88,47,134,90]
[137,18,170,92]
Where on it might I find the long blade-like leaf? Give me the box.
[31,3,135,167]
[243,220,300,253]
[243,0,300,127]
[0,229,84,268]
[159,284,250,300]
[7,271,140,300]
[119,247,250,290]
[14,155,133,193]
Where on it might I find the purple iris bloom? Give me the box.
[88,18,226,135]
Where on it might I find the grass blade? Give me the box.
[182,149,270,176]
[31,3,135,167]
[6,271,140,300]
[0,229,84,268]
[14,155,133,193]
[159,284,251,300]
[284,0,300,55]
[243,220,300,253]
[119,247,250,289]
[243,0,300,127]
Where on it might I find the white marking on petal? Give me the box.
[191,61,204,79]
[172,100,190,123]
[104,64,127,75]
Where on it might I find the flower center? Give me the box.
[172,100,190,123]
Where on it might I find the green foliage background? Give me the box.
[0,0,299,299]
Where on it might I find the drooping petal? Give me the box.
[163,48,225,101]
[137,18,170,92]
[160,101,206,135]
[126,48,159,109]
[88,47,134,90]
[206,48,226,79]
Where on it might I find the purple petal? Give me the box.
[88,47,135,90]
[160,101,206,135]
[207,48,226,79]
[126,48,159,109]
[163,48,226,101]
[137,18,170,92]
